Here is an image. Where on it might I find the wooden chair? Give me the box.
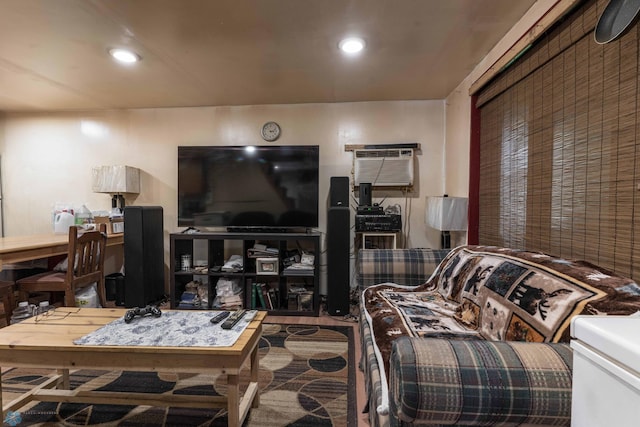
[17,224,108,308]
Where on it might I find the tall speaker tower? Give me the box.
[124,206,165,308]
[326,177,351,316]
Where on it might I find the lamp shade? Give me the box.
[426,196,468,231]
[92,165,140,194]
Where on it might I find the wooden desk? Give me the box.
[0,308,265,426]
[0,233,124,271]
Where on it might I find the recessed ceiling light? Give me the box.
[109,48,141,64]
[339,37,365,54]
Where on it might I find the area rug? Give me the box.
[1,323,355,427]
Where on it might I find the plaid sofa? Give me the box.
[358,246,640,427]
[358,248,451,427]
[357,248,451,291]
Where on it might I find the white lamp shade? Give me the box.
[426,196,468,231]
[92,165,140,194]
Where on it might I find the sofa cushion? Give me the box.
[389,337,573,426]
[358,248,450,290]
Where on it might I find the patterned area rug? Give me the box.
[1,323,355,427]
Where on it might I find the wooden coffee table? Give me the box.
[0,308,265,426]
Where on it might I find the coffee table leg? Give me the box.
[57,369,70,389]
[0,368,3,414]
[250,343,260,408]
[227,374,240,427]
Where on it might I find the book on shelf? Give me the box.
[178,291,198,308]
[283,268,314,276]
[255,282,267,309]
[283,260,314,276]
[260,283,273,309]
[247,246,280,258]
[267,287,279,310]
[250,280,257,309]
[265,286,273,309]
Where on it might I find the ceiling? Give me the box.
[0,0,537,113]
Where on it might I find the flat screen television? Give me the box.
[178,145,319,230]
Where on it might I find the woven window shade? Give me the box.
[476,0,640,280]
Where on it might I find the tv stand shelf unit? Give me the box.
[170,231,321,316]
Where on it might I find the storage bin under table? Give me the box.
[570,315,640,427]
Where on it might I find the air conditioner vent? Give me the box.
[353,148,414,186]
[355,149,408,158]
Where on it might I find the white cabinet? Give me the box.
[570,316,640,427]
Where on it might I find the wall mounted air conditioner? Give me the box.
[353,148,414,186]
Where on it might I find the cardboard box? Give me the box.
[94,216,124,235]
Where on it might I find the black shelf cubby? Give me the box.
[170,231,321,316]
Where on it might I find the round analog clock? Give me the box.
[261,121,281,141]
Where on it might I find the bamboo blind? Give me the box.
[477,0,640,279]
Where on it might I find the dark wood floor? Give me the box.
[267,312,369,426]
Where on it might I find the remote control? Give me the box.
[210,311,230,324]
[220,309,247,329]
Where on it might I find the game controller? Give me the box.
[124,305,162,323]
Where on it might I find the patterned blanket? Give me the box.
[362,245,640,394]
[74,310,257,347]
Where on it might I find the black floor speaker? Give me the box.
[124,206,165,308]
[327,176,351,316]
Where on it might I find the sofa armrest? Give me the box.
[357,248,450,290]
[389,337,573,426]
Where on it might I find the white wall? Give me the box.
[445,78,471,197]
[444,76,472,247]
[0,100,445,292]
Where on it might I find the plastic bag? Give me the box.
[75,283,100,308]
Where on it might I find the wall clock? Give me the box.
[261,121,281,141]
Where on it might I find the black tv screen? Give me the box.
[178,145,319,229]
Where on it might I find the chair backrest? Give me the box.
[66,224,107,289]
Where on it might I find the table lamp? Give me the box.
[92,165,140,212]
[426,195,468,249]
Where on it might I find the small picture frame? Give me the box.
[256,257,279,275]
